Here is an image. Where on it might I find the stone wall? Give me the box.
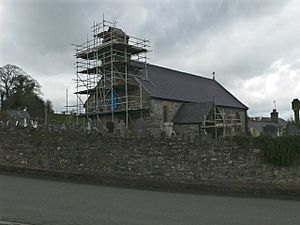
[173,124,200,139]
[148,98,182,136]
[89,93,247,139]
[218,106,247,134]
[147,100,248,138]
[1,127,300,193]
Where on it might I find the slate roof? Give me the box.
[137,64,248,110]
[8,110,30,120]
[172,102,213,124]
[249,118,287,132]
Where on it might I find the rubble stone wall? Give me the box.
[0,127,300,192]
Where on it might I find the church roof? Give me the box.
[137,64,248,109]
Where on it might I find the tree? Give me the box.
[45,100,54,114]
[0,65,27,110]
[11,74,41,96]
[4,92,46,117]
[0,64,26,100]
[0,90,4,111]
[0,64,53,118]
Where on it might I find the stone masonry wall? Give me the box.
[173,124,200,139]
[1,127,300,190]
[147,98,182,136]
[218,106,247,133]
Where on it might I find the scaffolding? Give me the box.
[73,17,150,128]
[201,105,242,138]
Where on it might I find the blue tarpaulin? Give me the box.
[111,89,118,111]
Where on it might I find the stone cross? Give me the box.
[292,98,300,127]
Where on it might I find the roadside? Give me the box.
[0,220,33,225]
[1,164,300,201]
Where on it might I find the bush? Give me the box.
[232,135,300,166]
[231,135,254,149]
[255,136,300,166]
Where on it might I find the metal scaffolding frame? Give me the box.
[73,17,150,128]
[201,105,242,138]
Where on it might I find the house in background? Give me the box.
[249,109,287,137]
[74,19,248,138]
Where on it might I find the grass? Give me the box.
[48,113,87,125]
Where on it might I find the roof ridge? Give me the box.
[147,63,213,81]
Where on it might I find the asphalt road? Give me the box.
[1,173,300,225]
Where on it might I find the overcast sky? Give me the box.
[0,0,300,119]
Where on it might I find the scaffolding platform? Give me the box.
[73,17,150,128]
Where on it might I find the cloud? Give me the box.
[37,73,77,113]
[138,0,288,71]
[232,60,300,119]
[0,0,299,118]
[147,0,300,81]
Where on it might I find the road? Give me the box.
[0,173,300,225]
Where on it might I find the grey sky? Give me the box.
[0,0,299,119]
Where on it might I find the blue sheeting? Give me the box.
[111,89,118,111]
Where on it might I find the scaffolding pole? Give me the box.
[72,16,150,131]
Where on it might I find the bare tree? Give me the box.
[0,64,48,117]
[0,64,26,99]
[45,100,54,114]
[11,74,41,95]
